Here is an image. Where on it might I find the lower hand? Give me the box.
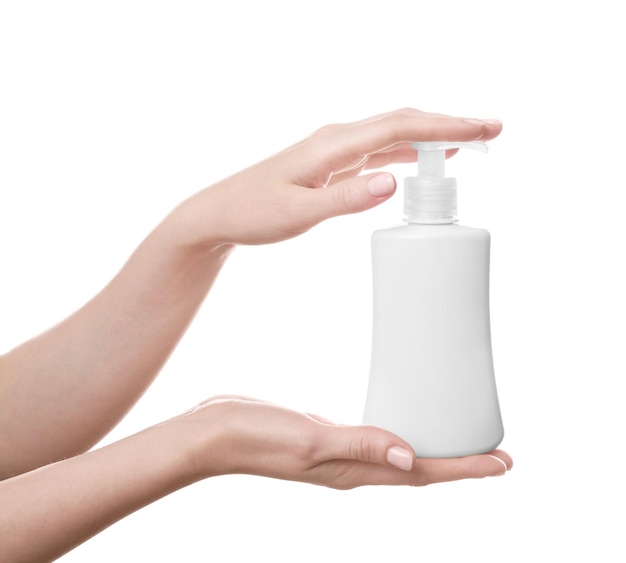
[171,395,512,489]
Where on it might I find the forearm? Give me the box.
[0,422,197,563]
[0,204,233,478]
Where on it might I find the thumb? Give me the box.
[328,425,415,472]
[302,172,396,224]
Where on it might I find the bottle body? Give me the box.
[363,223,504,457]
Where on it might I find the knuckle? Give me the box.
[330,183,355,210]
[348,433,371,463]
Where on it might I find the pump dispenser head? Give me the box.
[404,141,488,224]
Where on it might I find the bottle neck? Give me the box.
[403,177,457,224]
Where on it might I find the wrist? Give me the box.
[164,186,236,253]
[160,398,234,482]
[119,421,197,498]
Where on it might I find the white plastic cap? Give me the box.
[404,141,488,224]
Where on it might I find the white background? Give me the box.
[1,1,624,561]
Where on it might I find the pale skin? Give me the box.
[0,108,513,562]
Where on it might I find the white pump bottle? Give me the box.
[362,141,504,458]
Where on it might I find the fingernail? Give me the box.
[487,455,508,476]
[482,118,502,125]
[387,446,414,471]
[367,173,396,197]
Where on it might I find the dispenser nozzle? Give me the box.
[403,141,488,225]
[413,141,488,179]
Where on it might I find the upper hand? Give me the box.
[177,108,502,246]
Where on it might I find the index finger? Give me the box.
[300,108,502,176]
